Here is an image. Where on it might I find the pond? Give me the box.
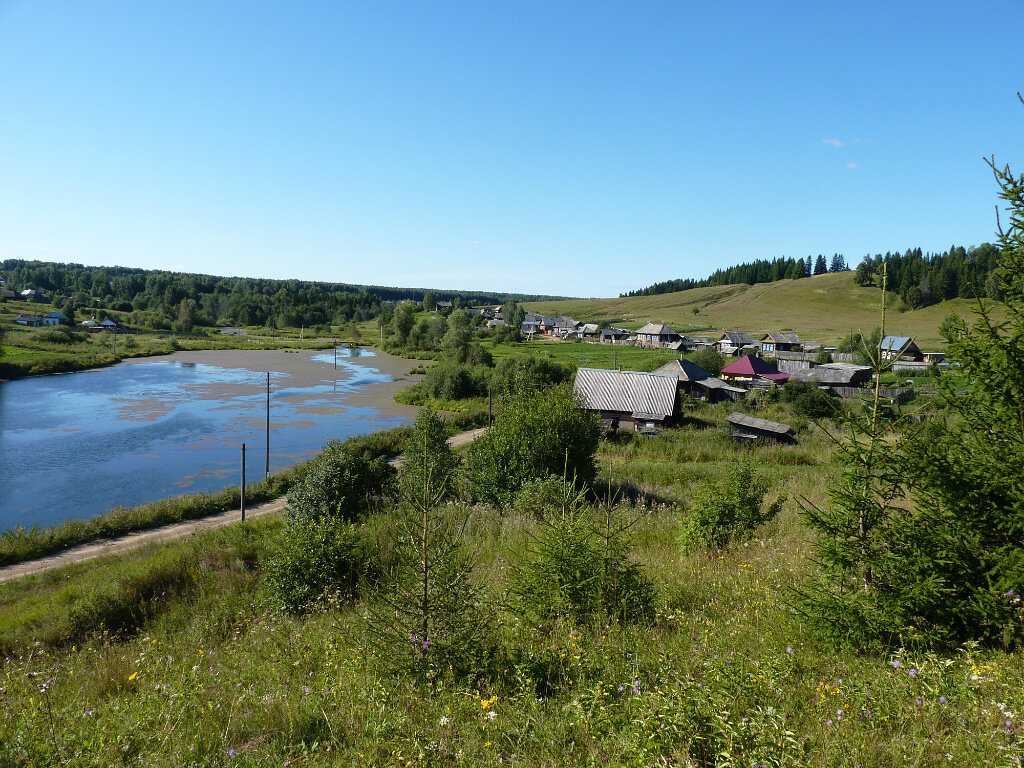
[0,348,411,531]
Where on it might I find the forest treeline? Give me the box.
[0,260,562,332]
[624,244,1003,310]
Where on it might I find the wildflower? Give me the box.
[229,749,236,757]
[303,687,310,694]
[892,660,900,668]
[916,700,923,707]
[440,716,450,726]
[908,668,917,677]
[786,646,793,654]
[128,671,138,681]
[939,696,947,704]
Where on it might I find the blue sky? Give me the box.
[1,1,1021,297]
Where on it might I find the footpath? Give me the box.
[0,427,487,585]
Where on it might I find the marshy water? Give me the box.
[0,348,409,531]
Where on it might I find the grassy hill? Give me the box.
[524,272,995,349]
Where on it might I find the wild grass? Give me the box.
[0,403,1021,766]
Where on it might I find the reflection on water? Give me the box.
[0,351,406,530]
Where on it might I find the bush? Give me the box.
[780,381,839,418]
[421,362,488,401]
[679,464,785,551]
[286,442,395,524]
[488,354,575,397]
[264,516,375,612]
[690,347,725,376]
[467,384,601,506]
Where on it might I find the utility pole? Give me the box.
[334,339,337,369]
[265,373,271,480]
[240,443,246,521]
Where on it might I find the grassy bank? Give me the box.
[0,402,1020,766]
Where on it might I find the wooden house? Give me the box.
[634,323,682,348]
[725,412,793,443]
[759,332,802,354]
[651,358,746,402]
[42,311,68,326]
[880,336,923,362]
[720,354,790,388]
[573,368,678,431]
[715,331,756,356]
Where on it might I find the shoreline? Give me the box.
[118,345,423,422]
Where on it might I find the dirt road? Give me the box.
[0,427,487,585]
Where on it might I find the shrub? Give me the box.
[467,384,600,506]
[679,464,785,551]
[488,354,574,397]
[780,381,839,419]
[264,516,375,612]
[286,442,395,524]
[421,362,488,400]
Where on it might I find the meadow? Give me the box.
[1,404,1021,767]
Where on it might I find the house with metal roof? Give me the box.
[600,327,631,344]
[788,362,873,389]
[725,412,794,442]
[634,322,682,348]
[553,317,580,337]
[42,311,68,326]
[679,335,714,351]
[715,331,756,356]
[573,367,678,431]
[575,323,600,339]
[759,332,803,354]
[652,358,746,402]
[720,354,790,388]
[880,336,923,362]
[15,313,43,326]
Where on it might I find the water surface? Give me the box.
[0,349,406,530]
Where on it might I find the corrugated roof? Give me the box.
[725,412,793,435]
[636,322,679,336]
[719,331,754,346]
[762,332,801,345]
[790,363,872,386]
[573,368,678,420]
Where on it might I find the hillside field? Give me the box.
[523,272,996,349]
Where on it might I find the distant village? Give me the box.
[459,302,943,442]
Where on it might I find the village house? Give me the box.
[19,289,49,303]
[435,300,454,312]
[573,367,678,431]
[679,335,714,351]
[725,412,794,443]
[552,317,580,337]
[788,362,873,393]
[575,323,600,340]
[15,313,43,326]
[759,332,802,354]
[880,336,923,362]
[651,358,746,402]
[520,318,542,336]
[42,311,68,326]
[634,322,682,348]
[720,354,790,389]
[715,331,756,356]
[599,327,631,344]
[0,290,18,301]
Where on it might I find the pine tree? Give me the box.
[814,254,828,275]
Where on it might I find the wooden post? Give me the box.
[488,387,492,426]
[265,373,270,480]
[240,443,246,521]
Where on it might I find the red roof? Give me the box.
[720,354,790,382]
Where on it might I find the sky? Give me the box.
[1,1,1022,298]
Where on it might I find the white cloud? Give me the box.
[822,138,845,148]
[846,162,858,169]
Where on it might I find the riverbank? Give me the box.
[119,345,423,423]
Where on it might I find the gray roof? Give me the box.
[652,358,714,383]
[636,322,679,336]
[681,335,713,344]
[725,412,793,436]
[573,368,678,420]
[697,377,747,393]
[719,331,754,346]
[761,332,801,345]
[579,323,600,334]
[790,363,872,386]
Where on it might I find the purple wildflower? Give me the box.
[229,749,236,757]
[939,696,947,704]
[908,668,917,677]
[892,660,901,668]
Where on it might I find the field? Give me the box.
[522,272,995,349]
[1,406,1021,766]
